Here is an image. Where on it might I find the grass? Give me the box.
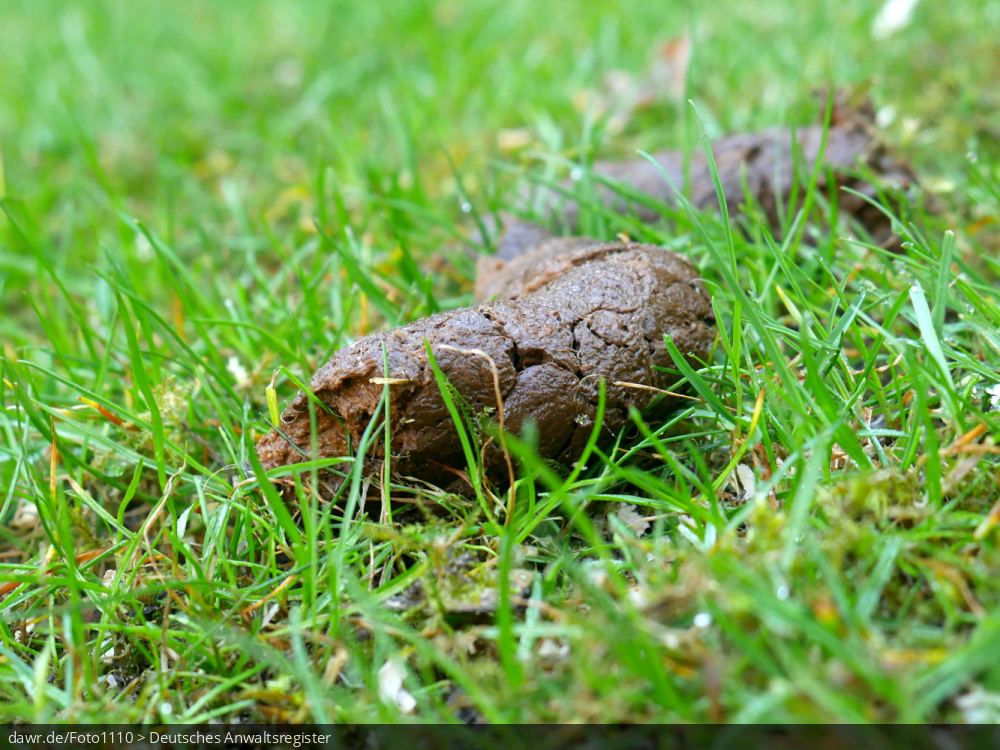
[2,0,1000,724]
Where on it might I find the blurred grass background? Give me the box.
[2,0,997,301]
[3,0,1000,724]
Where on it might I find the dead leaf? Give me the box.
[614,502,651,537]
[377,658,417,714]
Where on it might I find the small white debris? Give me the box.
[615,503,651,537]
[662,631,681,649]
[585,565,609,591]
[260,601,281,629]
[11,502,39,530]
[986,383,1000,412]
[537,638,570,660]
[100,637,117,664]
[627,586,649,609]
[871,0,921,38]
[776,585,790,601]
[14,619,38,644]
[570,167,584,182]
[134,233,154,261]
[956,684,1000,724]
[693,612,713,629]
[460,201,472,214]
[677,515,717,552]
[875,105,897,129]
[377,658,417,714]
[226,356,249,385]
[160,702,173,716]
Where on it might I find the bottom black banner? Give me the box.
[0,725,998,750]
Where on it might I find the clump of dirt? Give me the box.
[256,239,715,497]
[488,95,916,260]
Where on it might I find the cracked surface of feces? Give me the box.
[255,240,715,498]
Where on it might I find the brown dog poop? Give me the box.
[255,239,715,498]
[256,94,918,502]
[484,94,917,261]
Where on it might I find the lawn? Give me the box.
[2,0,1000,724]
